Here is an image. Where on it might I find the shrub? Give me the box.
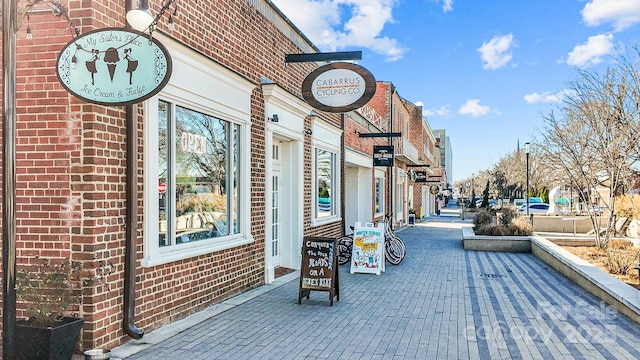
[473,209,533,236]
[473,209,494,227]
[16,257,82,326]
[508,216,533,236]
[498,208,520,227]
[605,249,638,275]
[607,239,632,250]
[615,194,640,220]
[476,224,509,236]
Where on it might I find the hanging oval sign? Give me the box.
[56,28,172,106]
[302,62,376,113]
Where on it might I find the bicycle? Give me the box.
[381,215,406,265]
[337,227,354,265]
[337,216,406,265]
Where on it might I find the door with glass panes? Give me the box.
[271,143,282,268]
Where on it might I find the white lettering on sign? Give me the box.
[181,132,207,155]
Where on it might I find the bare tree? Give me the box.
[539,47,640,247]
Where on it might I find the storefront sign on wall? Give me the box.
[373,145,394,167]
[302,62,376,113]
[56,28,172,106]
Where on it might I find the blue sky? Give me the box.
[270,0,640,182]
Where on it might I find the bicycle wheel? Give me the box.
[337,236,353,265]
[385,235,406,265]
[384,236,400,264]
[394,236,406,262]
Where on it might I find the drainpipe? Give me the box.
[341,113,346,232]
[389,86,395,230]
[124,0,144,340]
[2,1,18,358]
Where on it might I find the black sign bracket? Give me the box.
[286,51,362,63]
[358,131,401,138]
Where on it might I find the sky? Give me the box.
[269,0,640,182]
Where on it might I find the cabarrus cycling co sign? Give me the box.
[302,62,376,113]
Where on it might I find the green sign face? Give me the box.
[56,28,172,106]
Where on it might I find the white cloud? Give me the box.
[477,34,515,70]
[524,89,578,104]
[415,101,452,117]
[524,91,563,104]
[458,99,498,117]
[270,0,408,62]
[423,105,452,117]
[438,0,453,13]
[566,34,614,67]
[582,0,640,31]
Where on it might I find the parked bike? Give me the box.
[337,215,406,265]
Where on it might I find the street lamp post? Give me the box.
[525,142,531,216]
[462,181,470,220]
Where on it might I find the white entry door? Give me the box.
[421,186,429,218]
[271,151,282,268]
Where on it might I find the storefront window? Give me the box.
[316,148,336,218]
[375,176,384,216]
[158,100,240,247]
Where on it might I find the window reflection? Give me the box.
[316,149,333,217]
[375,177,383,214]
[158,101,240,247]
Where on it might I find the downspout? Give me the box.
[341,113,346,232]
[2,1,18,358]
[389,87,395,230]
[124,0,144,340]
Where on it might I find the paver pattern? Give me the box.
[121,208,640,359]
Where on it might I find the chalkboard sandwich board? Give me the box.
[298,237,340,306]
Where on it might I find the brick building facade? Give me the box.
[1,0,344,351]
[1,0,447,354]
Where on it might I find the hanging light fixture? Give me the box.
[167,4,177,30]
[127,0,177,33]
[126,0,154,32]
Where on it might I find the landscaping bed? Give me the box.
[562,242,640,290]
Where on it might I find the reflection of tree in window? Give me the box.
[174,106,229,238]
[175,106,227,184]
[317,149,333,216]
[158,102,169,178]
[232,124,240,234]
[158,101,170,247]
[156,101,241,247]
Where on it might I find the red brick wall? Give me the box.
[344,112,390,222]
[2,0,342,351]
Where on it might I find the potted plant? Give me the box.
[15,257,84,360]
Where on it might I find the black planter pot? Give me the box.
[16,316,84,360]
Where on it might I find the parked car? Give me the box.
[518,203,550,214]
[586,204,606,215]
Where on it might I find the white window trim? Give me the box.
[311,120,342,227]
[141,37,254,267]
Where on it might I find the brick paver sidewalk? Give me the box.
[115,218,640,359]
